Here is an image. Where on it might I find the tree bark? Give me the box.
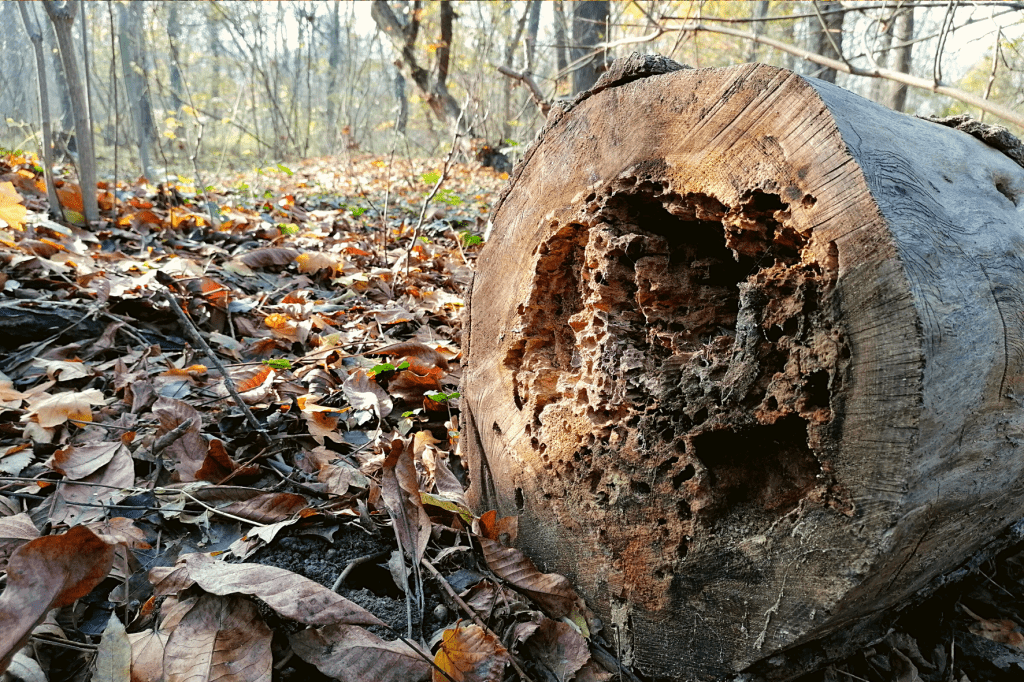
[463,57,1024,680]
[42,0,98,225]
[886,5,915,112]
[809,1,844,83]
[570,0,609,95]
[117,2,154,180]
[17,2,62,218]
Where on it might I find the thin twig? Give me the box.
[420,559,539,682]
[158,287,266,439]
[401,108,466,278]
[331,550,390,592]
[497,65,550,115]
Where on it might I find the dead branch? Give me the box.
[497,65,551,116]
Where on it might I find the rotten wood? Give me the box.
[463,58,1024,680]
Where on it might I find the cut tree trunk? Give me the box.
[462,57,1024,680]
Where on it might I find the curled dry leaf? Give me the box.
[381,439,431,566]
[0,512,39,569]
[521,618,591,682]
[216,491,309,524]
[477,536,578,618]
[47,441,122,479]
[0,526,114,674]
[236,246,299,269]
[176,553,385,627]
[25,388,105,427]
[289,624,430,682]
[152,397,207,482]
[433,623,510,682]
[163,594,272,682]
[343,368,393,421]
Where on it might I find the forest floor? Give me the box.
[0,153,1022,682]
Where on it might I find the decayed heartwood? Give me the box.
[462,61,1024,679]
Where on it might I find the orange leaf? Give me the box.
[0,182,27,231]
[236,365,274,392]
[433,623,509,682]
[56,183,84,212]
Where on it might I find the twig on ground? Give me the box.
[421,558,539,682]
[401,108,466,278]
[331,550,390,592]
[158,287,267,439]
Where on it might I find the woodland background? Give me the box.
[2,0,1023,191]
[0,3,1024,682]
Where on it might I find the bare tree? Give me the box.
[552,0,570,93]
[809,1,845,83]
[42,0,98,224]
[118,1,155,180]
[571,0,610,94]
[167,2,184,113]
[17,2,61,217]
[371,0,470,135]
[887,5,915,111]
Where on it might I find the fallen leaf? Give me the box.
[0,182,27,231]
[175,553,385,627]
[521,618,590,682]
[153,397,208,482]
[163,594,272,682]
[94,613,131,682]
[382,439,431,565]
[25,388,106,427]
[237,246,299,268]
[0,526,114,674]
[433,623,509,682]
[477,536,579,618]
[290,624,431,682]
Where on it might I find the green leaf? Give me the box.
[425,390,460,403]
[277,223,299,235]
[459,231,483,247]
[350,206,367,217]
[369,362,396,376]
[262,358,292,370]
[421,492,474,523]
[276,163,294,176]
[397,360,410,370]
[421,171,441,185]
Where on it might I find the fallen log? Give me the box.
[462,56,1024,680]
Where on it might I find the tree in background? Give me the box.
[571,0,609,94]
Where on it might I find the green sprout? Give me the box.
[262,358,293,370]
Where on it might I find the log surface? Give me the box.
[463,62,1024,679]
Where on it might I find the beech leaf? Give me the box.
[290,624,431,682]
[477,536,578,618]
[0,526,114,674]
[433,623,509,682]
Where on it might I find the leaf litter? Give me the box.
[0,152,611,682]
[2,151,1024,682]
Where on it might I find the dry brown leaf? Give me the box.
[217,492,309,524]
[289,624,430,682]
[153,397,208,482]
[573,661,614,682]
[476,510,518,544]
[50,444,135,526]
[343,368,393,420]
[47,441,123,479]
[296,251,341,274]
[25,388,105,427]
[163,594,272,682]
[0,513,39,569]
[433,623,509,682]
[89,517,151,549]
[94,613,131,682]
[0,181,27,231]
[178,553,385,627]
[521,618,590,682]
[477,536,578,618]
[237,247,299,268]
[382,439,431,566]
[0,526,114,674]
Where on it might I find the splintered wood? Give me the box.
[463,60,1024,680]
